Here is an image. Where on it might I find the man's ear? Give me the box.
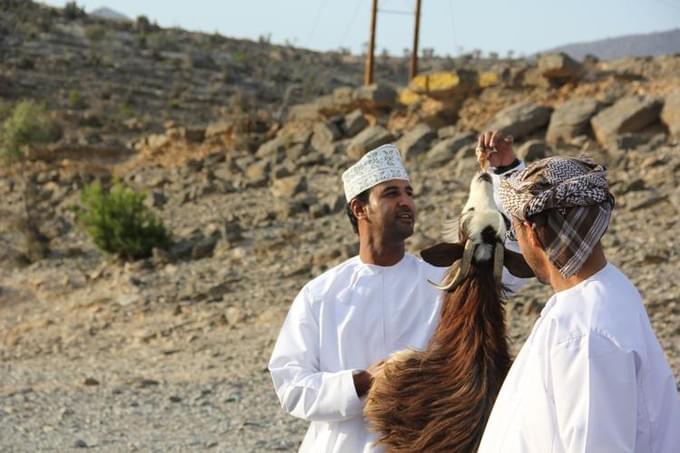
[350,197,368,220]
[524,222,544,250]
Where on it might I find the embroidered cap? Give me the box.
[342,144,410,202]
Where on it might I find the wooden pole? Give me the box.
[410,0,422,80]
[364,0,378,85]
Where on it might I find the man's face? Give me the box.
[364,179,416,241]
[511,216,549,284]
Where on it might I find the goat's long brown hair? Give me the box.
[364,258,511,452]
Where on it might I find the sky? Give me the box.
[41,0,680,57]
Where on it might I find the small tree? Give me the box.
[0,100,60,164]
[74,181,171,260]
[64,1,84,20]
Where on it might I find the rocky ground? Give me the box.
[1,2,680,452]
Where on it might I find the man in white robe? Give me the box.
[269,144,448,452]
[478,156,680,453]
[269,134,527,453]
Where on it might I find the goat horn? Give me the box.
[493,242,504,282]
[428,240,475,291]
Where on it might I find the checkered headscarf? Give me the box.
[499,156,615,278]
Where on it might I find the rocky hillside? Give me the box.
[543,27,680,60]
[1,2,679,452]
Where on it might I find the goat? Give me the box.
[364,171,533,453]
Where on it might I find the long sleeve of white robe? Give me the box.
[550,333,638,452]
[269,285,363,422]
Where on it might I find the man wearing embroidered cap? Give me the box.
[479,156,680,453]
[268,144,447,452]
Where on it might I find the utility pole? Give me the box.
[364,0,378,85]
[410,0,422,79]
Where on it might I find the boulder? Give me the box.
[344,109,369,137]
[398,88,421,106]
[538,53,583,82]
[516,139,549,163]
[396,123,436,160]
[437,125,459,139]
[287,103,321,121]
[332,86,358,113]
[484,101,553,140]
[590,96,662,147]
[546,98,600,145]
[418,97,465,128]
[271,175,307,199]
[478,71,500,88]
[244,160,269,187]
[661,90,680,137]
[355,84,397,110]
[346,126,394,160]
[426,132,476,167]
[311,121,342,154]
[408,70,478,98]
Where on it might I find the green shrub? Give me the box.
[64,1,84,20]
[73,181,171,260]
[85,24,107,42]
[0,100,60,163]
[68,89,86,108]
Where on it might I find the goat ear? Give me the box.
[503,249,535,278]
[420,242,465,267]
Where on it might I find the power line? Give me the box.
[448,0,458,53]
[340,0,364,48]
[308,0,332,44]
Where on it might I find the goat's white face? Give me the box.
[460,172,506,255]
[421,171,534,290]
[426,172,507,291]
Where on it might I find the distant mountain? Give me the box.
[89,6,130,22]
[541,28,680,60]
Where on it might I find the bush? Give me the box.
[64,1,84,20]
[0,100,60,163]
[73,181,171,260]
[68,89,85,109]
[84,24,107,42]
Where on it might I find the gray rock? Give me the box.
[397,123,436,160]
[221,220,243,244]
[516,139,549,163]
[244,161,270,187]
[311,122,342,155]
[344,109,369,137]
[346,126,394,160]
[144,191,167,208]
[426,132,476,167]
[355,83,397,110]
[661,90,680,137]
[191,236,218,260]
[182,127,206,143]
[255,136,286,159]
[437,125,459,139]
[538,52,583,82]
[546,98,601,145]
[287,103,321,121]
[285,143,308,162]
[205,120,231,139]
[225,307,244,325]
[309,203,331,219]
[320,193,346,214]
[591,95,662,146]
[271,175,307,198]
[485,101,553,140]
